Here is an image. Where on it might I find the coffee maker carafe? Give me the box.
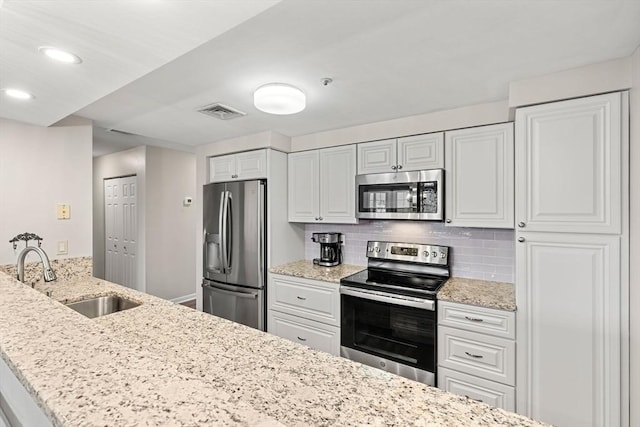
[311,232,343,267]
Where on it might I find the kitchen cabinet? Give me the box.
[437,301,516,411]
[444,123,514,229]
[0,357,53,427]
[514,92,627,427]
[357,133,444,174]
[288,145,357,224]
[209,149,267,182]
[267,274,340,355]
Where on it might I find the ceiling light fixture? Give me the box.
[3,88,34,100]
[254,83,306,115]
[39,46,83,64]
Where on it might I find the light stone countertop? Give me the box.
[0,269,544,426]
[269,259,365,283]
[438,277,516,311]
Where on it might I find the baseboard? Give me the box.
[170,293,196,304]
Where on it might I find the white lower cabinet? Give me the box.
[267,274,340,356]
[438,301,516,411]
[0,357,53,427]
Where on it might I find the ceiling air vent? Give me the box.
[198,103,247,120]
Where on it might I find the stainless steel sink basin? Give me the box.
[65,295,141,318]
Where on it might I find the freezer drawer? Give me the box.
[202,280,265,331]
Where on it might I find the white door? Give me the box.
[515,92,622,234]
[515,232,621,427]
[104,176,138,290]
[445,123,514,228]
[319,145,357,224]
[288,150,319,222]
[357,139,397,174]
[397,132,444,171]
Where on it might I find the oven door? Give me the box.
[340,286,437,386]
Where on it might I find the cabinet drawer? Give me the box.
[268,275,340,326]
[438,301,515,339]
[268,310,340,356]
[438,326,515,385]
[438,367,515,411]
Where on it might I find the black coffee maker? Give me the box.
[311,232,343,267]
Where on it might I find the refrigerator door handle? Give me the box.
[203,282,258,299]
[226,191,233,272]
[257,182,265,290]
[220,190,228,274]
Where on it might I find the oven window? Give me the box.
[341,294,436,370]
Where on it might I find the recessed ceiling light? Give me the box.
[3,88,35,100]
[39,46,82,64]
[254,83,306,115]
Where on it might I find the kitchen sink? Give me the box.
[65,295,141,318]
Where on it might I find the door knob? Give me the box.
[518,237,525,242]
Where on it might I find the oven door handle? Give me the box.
[340,286,435,311]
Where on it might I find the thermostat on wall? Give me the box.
[183,196,193,207]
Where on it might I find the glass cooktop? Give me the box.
[340,267,447,299]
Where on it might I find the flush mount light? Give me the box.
[39,46,82,64]
[254,83,306,115]
[2,88,34,100]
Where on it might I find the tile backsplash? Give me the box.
[305,221,514,283]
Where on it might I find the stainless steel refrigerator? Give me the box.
[202,179,266,331]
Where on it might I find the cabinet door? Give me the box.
[0,358,54,427]
[268,274,340,326]
[438,367,515,412]
[445,123,514,228]
[267,310,340,356]
[236,150,267,180]
[515,232,620,426]
[209,154,236,182]
[288,151,319,222]
[357,139,397,174]
[515,92,622,234]
[397,132,444,171]
[319,145,358,224]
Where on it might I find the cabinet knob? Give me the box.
[446,219,452,223]
[318,217,323,221]
[391,165,397,171]
[518,221,526,228]
[314,217,319,221]
[397,164,403,170]
[518,237,525,243]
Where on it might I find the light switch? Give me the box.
[57,204,70,220]
[57,240,68,255]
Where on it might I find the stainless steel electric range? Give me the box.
[340,241,450,386]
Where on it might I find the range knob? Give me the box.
[375,247,380,253]
[423,251,429,257]
[432,251,437,258]
[440,252,446,259]
[367,246,374,252]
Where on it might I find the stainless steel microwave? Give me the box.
[356,169,444,220]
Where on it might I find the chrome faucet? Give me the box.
[16,246,57,283]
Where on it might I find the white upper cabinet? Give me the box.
[288,145,357,224]
[445,123,514,229]
[209,149,267,182]
[515,92,622,234]
[287,150,320,222]
[357,133,444,174]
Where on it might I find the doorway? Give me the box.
[104,175,138,290]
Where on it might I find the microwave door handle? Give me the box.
[340,286,435,311]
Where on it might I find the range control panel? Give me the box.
[366,241,449,266]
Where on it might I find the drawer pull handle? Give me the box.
[296,296,307,301]
[465,395,483,403]
[297,336,307,342]
[465,351,483,359]
[464,316,484,322]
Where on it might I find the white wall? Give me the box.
[145,146,196,301]
[629,44,640,427]
[92,146,146,289]
[290,100,510,151]
[0,118,92,265]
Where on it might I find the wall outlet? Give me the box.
[57,204,70,220]
[57,240,68,255]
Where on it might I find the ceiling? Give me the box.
[2,1,640,156]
